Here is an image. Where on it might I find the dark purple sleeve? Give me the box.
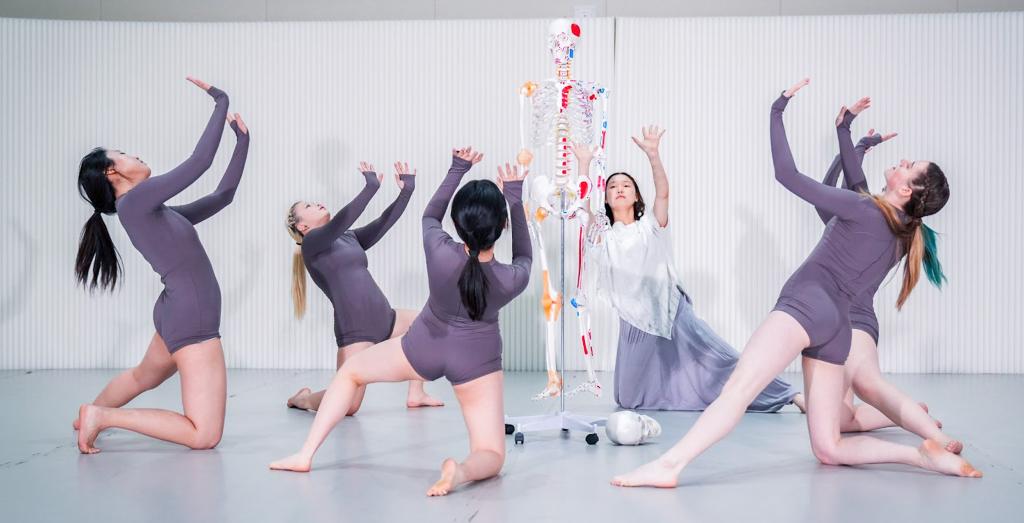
[770,93,863,220]
[502,180,533,292]
[836,111,870,195]
[815,134,878,224]
[422,156,473,251]
[352,175,416,250]
[129,87,229,210]
[170,121,249,225]
[302,172,382,257]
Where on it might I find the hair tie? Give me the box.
[469,248,480,257]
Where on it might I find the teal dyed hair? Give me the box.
[920,224,946,288]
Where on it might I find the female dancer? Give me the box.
[73,77,248,453]
[815,130,961,452]
[574,127,799,412]
[271,148,532,498]
[285,161,443,413]
[611,79,977,488]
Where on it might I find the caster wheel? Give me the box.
[585,433,599,445]
[561,428,569,432]
[505,423,515,435]
[514,432,525,445]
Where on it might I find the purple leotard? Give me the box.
[815,134,885,343]
[401,156,532,385]
[301,173,416,347]
[115,86,249,353]
[770,93,904,364]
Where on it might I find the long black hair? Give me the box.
[75,147,123,292]
[451,180,508,321]
[604,172,646,224]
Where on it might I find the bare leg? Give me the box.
[73,333,177,429]
[270,337,424,472]
[612,311,809,487]
[394,309,443,409]
[845,331,961,452]
[427,371,505,496]
[837,338,896,432]
[77,338,226,453]
[288,342,372,413]
[287,309,441,412]
[802,356,979,477]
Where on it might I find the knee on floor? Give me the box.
[189,427,223,450]
[810,439,842,466]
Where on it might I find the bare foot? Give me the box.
[921,405,942,429]
[77,404,103,454]
[611,458,680,488]
[792,393,806,413]
[918,439,982,478]
[287,387,313,410]
[427,458,460,497]
[407,393,445,409]
[269,453,312,472]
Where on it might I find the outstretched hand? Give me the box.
[571,141,597,165]
[226,113,248,135]
[358,161,384,183]
[783,78,810,98]
[186,76,212,91]
[496,162,528,193]
[631,125,665,157]
[393,161,416,189]
[454,146,484,165]
[861,128,898,153]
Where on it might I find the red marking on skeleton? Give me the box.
[571,23,581,37]
[561,85,572,109]
[581,336,590,355]
[579,181,589,199]
[601,131,607,148]
[589,94,596,100]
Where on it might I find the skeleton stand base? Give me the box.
[505,191,607,445]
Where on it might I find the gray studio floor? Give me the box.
[0,369,1020,523]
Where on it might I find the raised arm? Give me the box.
[129,78,229,209]
[631,125,669,227]
[769,85,862,220]
[302,167,382,257]
[422,148,482,250]
[836,98,872,194]
[497,162,533,293]
[352,162,417,250]
[815,128,891,224]
[171,115,250,225]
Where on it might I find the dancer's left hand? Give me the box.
[394,161,416,189]
[631,125,665,157]
[186,76,212,91]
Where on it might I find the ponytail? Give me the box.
[920,224,946,289]
[870,161,950,309]
[286,202,308,318]
[459,250,489,321]
[292,246,307,319]
[75,148,122,292]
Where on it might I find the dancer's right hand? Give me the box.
[226,113,248,135]
[571,141,597,165]
[186,76,212,91]
[358,161,384,183]
[783,78,809,98]
[454,146,484,164]
[496,162,528,192]
[860,128,898,153]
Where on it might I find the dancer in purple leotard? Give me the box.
[271,147,533,498]
[612,78,977,488]
[73,77,248,453]
[284,161,443,414]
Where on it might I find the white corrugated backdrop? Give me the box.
[0,13,1020,373]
